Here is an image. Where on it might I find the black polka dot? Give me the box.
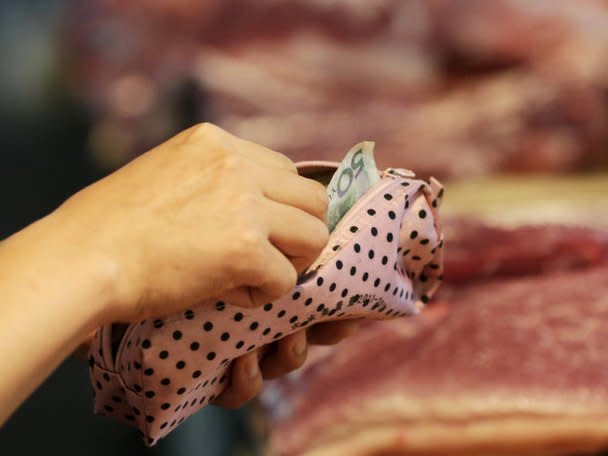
[172,330,182,341]
[410,230,418,239]
[289,316,298,324]
[350,266,356,276]
[336,260,343,270]
[277,309,286,318]
[220,332,230,341]
[144,368,154,376]
[146,416,155,423]
[405,200,410,209]
[401,181,410,186]
[176,361,186,369]
[329,283,336,292]
[349,226,358,233]
[263,303,273,311]
[234,312,243,322]
[133,361,142,370]
[161,378,171,386]
[430,263,440,269]
[153,319,163,328]
[111,396,121,403]
[292,291,301,300]
[332,244,340,251]
[203,321,213,331]
[161,403,170,410]
[432,199,438,207]
[145,391,155,399]
[354,243,361,253]
[103,372,110,382]
[388,210,396,220]
[192,370,201,378]
[274,332,283,339]
[305,297,313,306]
[184,309,194,319]
[141,339,151,349]
[368,249,375,259]
[393,286,399,296]
[386,233,394,242]
[328,309,336,316]
[249,322,259,331]
[420,238,429,245]
[371,227,378,236]
[362,272,369,281]
[316,277,324,286]
[132,407,141,416]
[384,283,391,292]
[159,350,169,359]
[381,256,388,265]
[215,301,225,311]
[177,387,186,395]
[341,288,349,298]
[418,209,427,219]
[207,352,216,361]
[236,340,244,349]
[104,405,113,413]
[199,397,206,405]
[134,384,142,393]
[247,345,255,351]
[367,208,376,216]
[160,422,168,429]
[188,341,199,351]
[384,193,393,200]
[317,303,325,312]
[420,274,428,282]
[438,188,444,198]
[412,255,422,261]
[421,295,430,304]
[374,278,381,287]
[403,249,410,256]
[263,328,271,336]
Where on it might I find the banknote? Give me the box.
[326,141,380,232]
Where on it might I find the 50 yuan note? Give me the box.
[326,141,380,232]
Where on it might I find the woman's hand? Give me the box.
[54,123,329,323]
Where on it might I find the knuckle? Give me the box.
[190,122,221,142]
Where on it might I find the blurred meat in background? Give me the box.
[66,0,608,176]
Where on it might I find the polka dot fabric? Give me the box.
[88,163,444,445]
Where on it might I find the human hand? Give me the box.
[52,123,329,323]
[213,321,360,408]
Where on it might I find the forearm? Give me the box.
[0,213,115,425]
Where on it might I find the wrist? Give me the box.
[5,210,124,329]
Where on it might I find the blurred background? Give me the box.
[1,0,608,455]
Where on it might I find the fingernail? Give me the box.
[246,358,259,379]
[293,340,307,357]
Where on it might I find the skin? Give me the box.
[0,123,358,424]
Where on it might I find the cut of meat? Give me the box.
[442,218,608,286]
[64,0,608,175]
[261,268,608,455]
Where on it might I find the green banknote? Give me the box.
[326,141,380,232]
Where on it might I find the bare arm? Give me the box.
[0,214,115,424]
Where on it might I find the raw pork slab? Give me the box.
[262,268,608,456]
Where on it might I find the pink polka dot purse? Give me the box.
[88,160,444,445]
